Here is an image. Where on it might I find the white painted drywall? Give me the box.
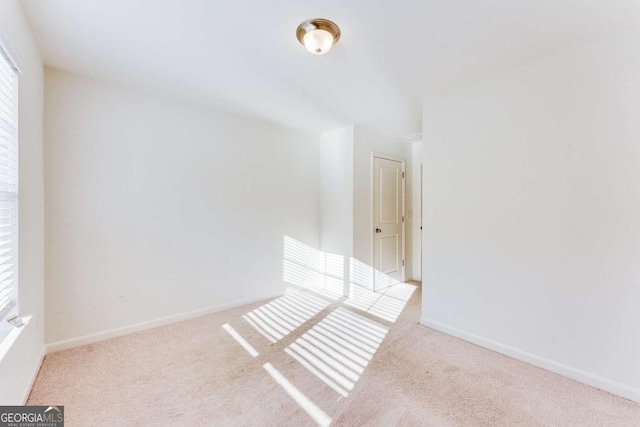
[411,140,422,281]
[320,126,354,294]
[353,126,413,284]
[320,125,354,258]
[422,26,640,402]
[0,0,45,405]
[44,69,321,347]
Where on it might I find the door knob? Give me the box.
[375,228,382,233]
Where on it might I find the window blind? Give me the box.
[0,46,18,321]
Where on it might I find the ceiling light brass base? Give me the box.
[296,18,341,46]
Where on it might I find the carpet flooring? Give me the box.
[28,281,640,426]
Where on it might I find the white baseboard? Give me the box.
[22,348,45,405]
[420,317,640,403]
[46,294,280,354]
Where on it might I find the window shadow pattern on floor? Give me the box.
[222,236,417,426]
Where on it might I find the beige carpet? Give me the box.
[28,281,640,426]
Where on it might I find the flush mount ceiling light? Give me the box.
[296,18,341,55]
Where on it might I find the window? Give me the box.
[0,45,18,323]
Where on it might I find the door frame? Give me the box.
[370,152,406,291]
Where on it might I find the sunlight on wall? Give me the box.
[285,307,388,398]
[282,237,416,325]
[349,258,373,290]
[222,323,259,357]
[350,257,400,291]
[283,236,344,299]
[264,362,332,427]
[344,281,416,323]
[372,269,400,290]
[243,288,331,343]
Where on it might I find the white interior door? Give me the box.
[373,156,404,291]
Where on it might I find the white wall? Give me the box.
[411,140,422,281]
[422,26,640,402]
[44,69,321,348]
[353,126,413,282]
[320,126,354,258]
[320,126,354,294]
[0,0,45,405]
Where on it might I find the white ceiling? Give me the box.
[22,0,640,137]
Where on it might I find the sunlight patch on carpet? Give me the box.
[222,323,259,357]
[243,288,331,343]
[286,307,388,397]
[264,362,332,427]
